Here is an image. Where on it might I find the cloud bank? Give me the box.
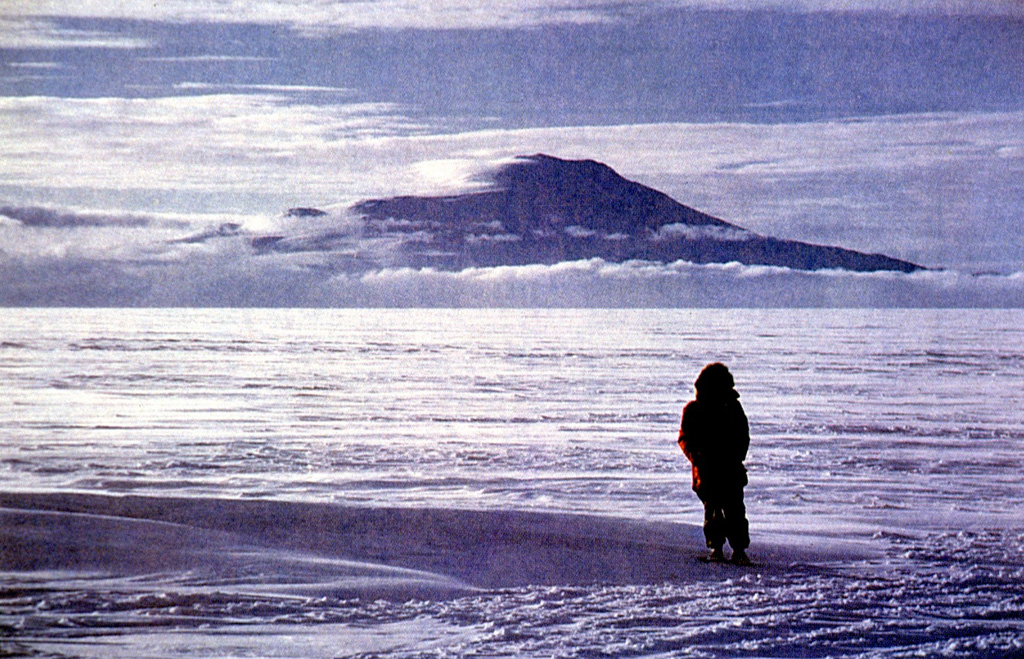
[0,94,426,199]
[3,93,1022,271]
[7,95,1018,200]
[3,248,1022,308]
[2,198,1020,307]
[340,261,1024,308]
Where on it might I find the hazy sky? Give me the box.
[1,1,1023,306]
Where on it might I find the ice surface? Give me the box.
[0,492,868,589]
[2,309,1023,657]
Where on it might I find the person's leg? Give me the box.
[723,488,750,560]
[703,502,727,558]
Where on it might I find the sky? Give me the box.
[1,0,1023,306]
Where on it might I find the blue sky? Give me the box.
[1,1,1023,305]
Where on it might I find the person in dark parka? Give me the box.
[677,362,750,564]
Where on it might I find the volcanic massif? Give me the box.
[254,154,921,273]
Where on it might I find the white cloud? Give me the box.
[652,223,755,242]
[173,82,353,95]
[0,203,268,263]
[0,18,151,49]
[1,0,1020,40]
[465,232,521,244]
[410,158,509,195]
[564,225,597,238]
[0,1,622,34]
[661,0,1024,16]
[0,94,427,198]
[140,55,278,63]
[6,61,67,70]
[307,260,1024,308]
[0,204,171,228]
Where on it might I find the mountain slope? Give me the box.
[348,155,921,273]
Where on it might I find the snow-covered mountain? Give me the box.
[262,154,921,273]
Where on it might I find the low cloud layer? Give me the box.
[1,200,1021,307]
[340,260,1024,308]
[0,205,171,229]
[3,248,1022,307]
[0,203,267,265]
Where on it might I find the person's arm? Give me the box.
[735,402,750,462]
[678,403,698,462]
[677,419,688,457]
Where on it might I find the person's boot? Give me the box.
[731,549,751,565]
[707,546,726,562]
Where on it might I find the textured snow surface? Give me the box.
[2,308,1023,657]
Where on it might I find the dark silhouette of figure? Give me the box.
[677,363,750,564]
